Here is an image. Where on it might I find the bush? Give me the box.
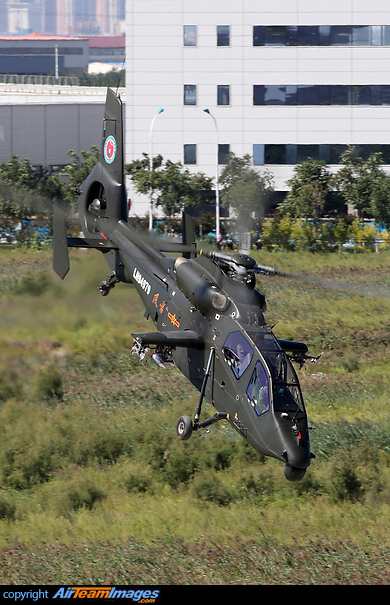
[32,363,63,402]
[192,473,237,506]
[261,217,383,252]
[0,496,16,520]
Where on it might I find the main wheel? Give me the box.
[99,281,110,296]
[176,415,193,441]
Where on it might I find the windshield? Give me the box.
[223,331,253,379]
[249,330,305,413]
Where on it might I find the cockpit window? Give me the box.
[273,384,304,412]
[223,331,253,379]
[262,351,297,384]
[249,330,304,413]
[246,361,270,416]
[249,330,283,352]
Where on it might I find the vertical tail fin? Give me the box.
[78,88,128,237]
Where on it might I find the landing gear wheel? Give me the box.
[176,416,193,441]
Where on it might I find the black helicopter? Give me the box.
[53,88,320,482]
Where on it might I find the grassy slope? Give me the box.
[0,246,390,584]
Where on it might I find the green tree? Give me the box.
[279,158,334,234]
[125,153,213,226]
[61,146,100,207]
[334,147,390,228]
[0,155,65,245]
[219,153,274,228]
[334,146,384,216]
[369,171,390,230]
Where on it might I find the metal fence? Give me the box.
[0,74,80,86]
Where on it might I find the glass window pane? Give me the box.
[262,351,298,385]
[330,85,350,105]
[331,25,352,46]
[383,25,390,46]
[319,25,331,46]
[253,85,264,105]
[297,145,319,162]
[352,25,370,46]
[273,384,303,413]
[382,86,390,105]
[217,84,230,105]
[352,85,371,105]
[264,26,286,46]
[297,85,319,105]
[218,144,230,165]
[184,144,196,165]
[223,331,253,379]
[286,145,297,164]
[264,145,286,164]
[184,25,197,46]
[319,85,330,105]
[286,85,297,105]
[264,85,285,105]
[253,25,265,46]
[184,84,196,105]
[319,145,330,164]
[380,146,390,163]
[371,25,382,46]
[247,361,269,416]
[286,25,298,46]
[253,144,265,165]
[298,26,319,46]
[217,25,230,46]
[371,85,382,105]
[329,145,348,164]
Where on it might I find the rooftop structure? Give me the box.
[0,32,89,74]
[0,84,125,169]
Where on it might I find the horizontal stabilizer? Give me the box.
[67,237,118,250]
[132,330,205,349]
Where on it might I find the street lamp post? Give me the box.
[203,108,220,241]
[149,107,164,230]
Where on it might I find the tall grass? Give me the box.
[0,246,390,583]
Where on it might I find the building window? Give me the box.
[217,85,230,105]
[264,25,286,46]
[298,25,319,46]
[253,25,264,46]
[184,25,197,46]
[217,25,230,46]
[252,24,390,46]
[218,144,230,164]
[253,144,265,165]
[253,84,390,106]
[352,25,370,46]
[184,144,197,165]
[257,144,390,165]
[371,25,383,45]
[184,84,197,105]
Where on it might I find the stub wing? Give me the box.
[131,330,205,349]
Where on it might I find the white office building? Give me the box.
[126,0,390,218]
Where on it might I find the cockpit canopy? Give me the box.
[222,328,305,416]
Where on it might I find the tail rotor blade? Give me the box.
[53,204,70,280]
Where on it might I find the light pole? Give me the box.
[149,107,164,230]
[203,108,220,240]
